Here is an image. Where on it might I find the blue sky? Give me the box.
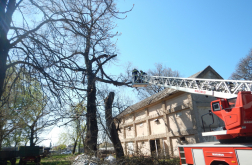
[110,0,252,79]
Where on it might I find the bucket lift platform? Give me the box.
[132,76,148,87]
[132,82,148,87]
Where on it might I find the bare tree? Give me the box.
[41,0,133,153]
[0,0,69,148]
[1,0,133,153]
[136,63,180,100]
[104,92,124,158]
[230,50,252,80]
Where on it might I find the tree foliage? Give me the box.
[230,50,252,80]
[1,68,57,148]
[53,144,67,151]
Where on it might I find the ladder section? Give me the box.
[135,76,252,99]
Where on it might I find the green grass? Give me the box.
[40,154,75,165]
[6,154,180,165]
[7,154,75,165]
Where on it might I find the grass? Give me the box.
[6,154,180,165]
[40,154,75,165]
[7,154,75,165]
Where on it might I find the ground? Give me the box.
[7,154,75,165]
[6,154,180,165]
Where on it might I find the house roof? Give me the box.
[116,88,179,118]
[116,66,223,118]
[189,65,223,79]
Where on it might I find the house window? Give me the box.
[176,112,182,117]
[154,118,160,124]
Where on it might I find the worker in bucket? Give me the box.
[132,68,139,83]
[140,70,147,83]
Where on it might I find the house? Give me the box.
[115,66,224,157]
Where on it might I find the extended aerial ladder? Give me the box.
[133,75,252,99]
[133,75,252,143]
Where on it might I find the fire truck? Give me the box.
[132,74,252,165]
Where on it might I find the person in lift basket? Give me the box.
[140,70,147,83]
[132,68,139,83]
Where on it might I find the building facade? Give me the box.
[116,66,224,157]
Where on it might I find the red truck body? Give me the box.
[179,142,252,165]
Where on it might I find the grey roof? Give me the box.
[116,88,179,118]
[188,70,202,78]
[189,65,223,79]
[116,66,222,118]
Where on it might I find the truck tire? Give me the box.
[10,158,16,165]
[19,158,27,165]
[19,158,23,165]
[34,156,41,165]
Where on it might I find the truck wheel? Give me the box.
[19,158,22,165]
[19,158,27,165]
[34,157,41,164]
[10,158,16,165]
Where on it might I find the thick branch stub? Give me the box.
[104,92,124,159]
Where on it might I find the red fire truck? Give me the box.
[132,74,252,165]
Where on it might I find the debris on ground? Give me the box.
[72,154,116,165]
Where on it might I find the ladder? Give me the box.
[132,75,252,99]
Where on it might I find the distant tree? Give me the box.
[99,142,113,148]
[1,68,58,148]
[70,102,86,154]
[58,101,86,154]
[0,68,22,149]
[230,50,252,80]
[58,144,67,151]
[53,144,67,152]
[136,63,181,100]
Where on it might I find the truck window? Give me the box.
[227,98,236,108]
[212,102,220,111]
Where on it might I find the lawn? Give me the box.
[6,154,180,165]
[7,154,75,165]
[40,154,75,165]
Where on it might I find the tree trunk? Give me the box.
[82,135,85,153]
[0,2,12,149]
[82,125,86,153]
[0,24,10,150]
[104,92,124,159]
[30,126,35,147]
[84,74,98,154]
[73,138,77,154]
[78,136,81,153]
[0,3,11,102]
